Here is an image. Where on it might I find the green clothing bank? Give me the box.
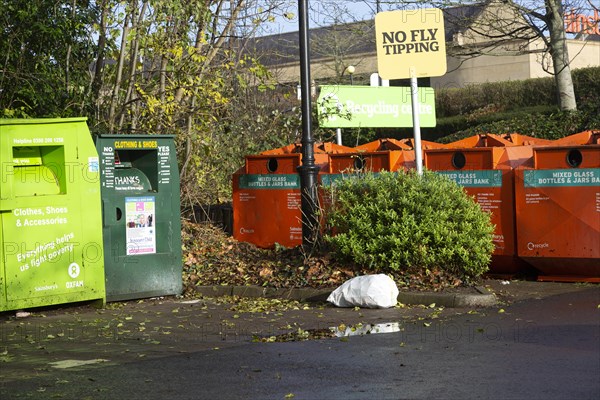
[95,134,182,302]
[0,119,182,311]
[0,118,106,311]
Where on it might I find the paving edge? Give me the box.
[193,285,497,308]
[397,290,497,308]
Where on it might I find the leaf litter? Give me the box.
[181,221,465,294]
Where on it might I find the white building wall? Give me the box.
[270,39,599,87]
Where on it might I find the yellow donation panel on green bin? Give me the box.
[0,118,105,312]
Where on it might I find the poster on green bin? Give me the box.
[125,196,156,255]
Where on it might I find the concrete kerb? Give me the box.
[193,285,497,308]
[397,286,497,308]
[193,285,332,302]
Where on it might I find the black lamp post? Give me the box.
[297,0,320,247]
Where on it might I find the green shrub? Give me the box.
[573,67,600,114]
[435,66,600,118]
[438,109,599,143]
[379,67,599,144]
[323,171,495,281]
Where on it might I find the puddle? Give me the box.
[253,322,403,343]
[49,359,109,369]
[331,322,401,337]
[180,300,202,304]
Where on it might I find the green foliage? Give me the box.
[438,109,600,143]
[340,128,379,147]
[435,67,600,118]
[572,67,600,114]
[409,67,600,142]
[323,171,495,280]
[0,0,307,206]
[351,68,600,143]
[197,86,300,202]
[1,107,30,119]
[0,0,96,116]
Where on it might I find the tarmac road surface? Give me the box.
[0,281,598,399]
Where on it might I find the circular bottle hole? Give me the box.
[266,158,278,173]
[566,149,583,168]
[116,207,123,221]
[353,156,366,171]
[452,152,466,169]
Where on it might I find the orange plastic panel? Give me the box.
[354,138,412,152]
[424,148,498,170]
[235,142,355,248]
[500,133,553,146]
[445,135,487,149]
[500,147,537,168]
[515,168,600,277]
[552,130,600,146]
[329,152,393,173]
[533,146,600,169]
[245,154,301,174]
[232,173,303,249]
[429,166,523,273]
[317,142,356,154]
[445,133,542,149]
[397,138,447,150]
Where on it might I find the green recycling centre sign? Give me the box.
[317,85,436,128]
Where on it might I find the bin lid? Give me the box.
[397,138,447,150]
[259,142,354,155]
[0,117,87,126]
[446,134,515,149]
[354,138,411,152]
[499,133,553,146]
[552,130,600,146]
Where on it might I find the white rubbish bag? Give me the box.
[327,274,399,309]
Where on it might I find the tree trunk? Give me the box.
[65,0,77,95]
[108,12,131,133]
[90,0,109,116]
[119,0,148,132]
[546,0,577,111]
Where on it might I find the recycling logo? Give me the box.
[68,262,81,279]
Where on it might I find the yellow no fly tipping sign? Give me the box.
[375,8,447,79]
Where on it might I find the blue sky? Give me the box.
[262,0,383,34]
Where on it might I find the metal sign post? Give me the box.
[410,68,424,175]
[336,128,342,145]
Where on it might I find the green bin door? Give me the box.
[96,135,182,302]
[3,170,86,301]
